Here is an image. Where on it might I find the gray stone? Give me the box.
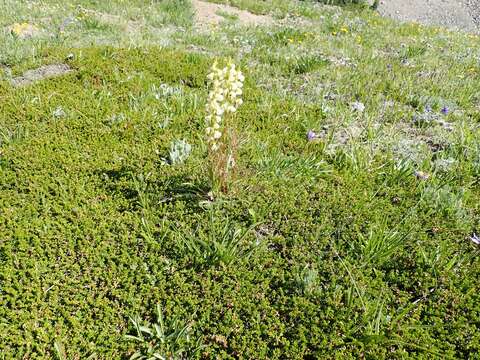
[378,0,478,33]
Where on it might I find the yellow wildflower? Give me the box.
[10,23,38,38]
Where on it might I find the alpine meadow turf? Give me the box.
[1,0,480,358]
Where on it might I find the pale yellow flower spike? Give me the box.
[205,59,244,153]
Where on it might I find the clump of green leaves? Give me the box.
[169,139,192,165]
[360,223,409,266]
[179,211,259,267]
[126,304,203,360]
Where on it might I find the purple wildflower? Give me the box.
[470,233,480,245]
[307,130,318,141]
[441,106,449,115]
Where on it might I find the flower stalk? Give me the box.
[205,60,244,193]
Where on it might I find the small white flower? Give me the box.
[470,234,480,245]
[351,101,365,113]
[213,130,222,139]
[227,154,236,168]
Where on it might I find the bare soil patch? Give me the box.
[11,64,73,87]
[192,0,272,28]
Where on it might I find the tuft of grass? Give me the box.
[359,222,409,266]
[126,304,203,360]
[154,0,194,28]
[179,211,260,267]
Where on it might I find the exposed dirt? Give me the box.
[192,0,272,28]
[11,64,73,87]
[378,0,479,33]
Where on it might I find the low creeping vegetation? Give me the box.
[1,0,480,358]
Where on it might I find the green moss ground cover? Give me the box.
[1,0,480,358]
